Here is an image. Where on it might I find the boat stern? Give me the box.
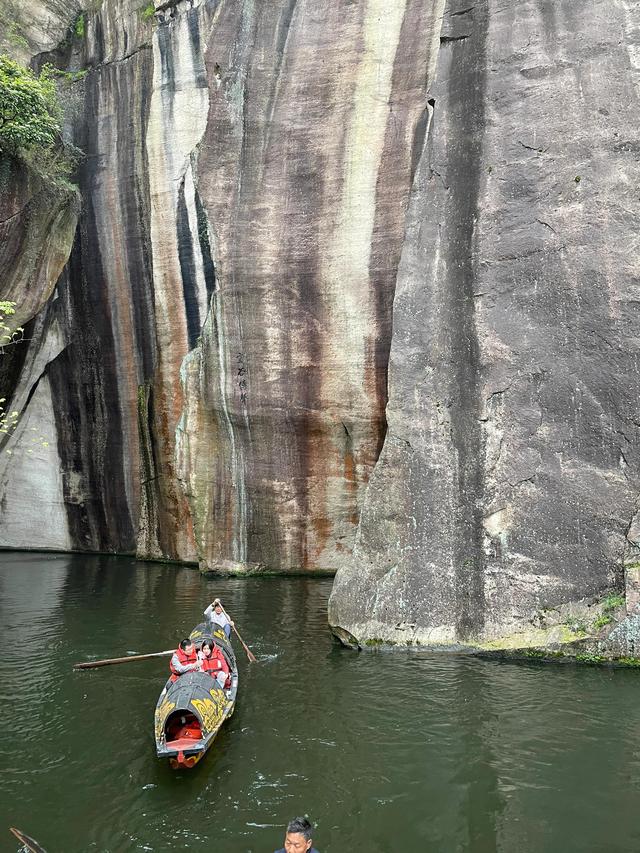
[154,672,232,769]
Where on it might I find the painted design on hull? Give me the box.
[191,690,226,734]
[154,698,176,741]
[170,751,203,769]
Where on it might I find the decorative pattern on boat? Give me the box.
[155,698,176,740]
[191,689,226,733]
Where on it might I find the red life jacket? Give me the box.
[169,645,198,682]
[200,647,231,688]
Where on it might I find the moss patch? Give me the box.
[616,657,640,668]
[479,623,587,651]
[140,3,155,21]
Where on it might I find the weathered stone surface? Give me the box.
[625,563,640,615]
[329,0,640,646]
[3,0,640,640]
[2,0,435,567]
[0,158,79,330]
[0,0,223,557]
[0,158,78,548]
[0,0,80,65]
[178,0,437,572]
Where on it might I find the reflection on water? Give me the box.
[1,553,640,852]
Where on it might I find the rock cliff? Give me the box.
[0,0,434,569]
[177,0,437,571]
[329,0,640,650]
[0,158,79,550]
[0,0,81,66]
[1,0,640,660]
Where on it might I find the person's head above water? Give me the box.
[179,638,194,653]
[283,817,313,853]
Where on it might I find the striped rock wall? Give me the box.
[0,0,434,570]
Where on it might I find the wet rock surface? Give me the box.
[0,158,79,550]
[1,0,639,655]
[178,0,437,571]
[0,0,434,568]
[329,0,640,649]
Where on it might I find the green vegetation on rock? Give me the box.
[592,592,625,631]
[74,13,86,37]
[50,67,88,84]
[575,652,608,665]
[140,3,155,21]
[6,21,28,50]
[601,592,625,612]
[0,55,60,154]
[0,301,26,455]
[0,300,23,350]
[563,617,588,635]
[0,56,82,192]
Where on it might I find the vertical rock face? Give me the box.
[3,0,638,620]
[0,159,79,330]
[177,0,437,571]
[0,158,79,550]
[1,0,433,568]
[329,0,640,645]
[0,0,81,65]
[1,0,208,557]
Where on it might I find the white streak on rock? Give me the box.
[0,375,71,551]
[325,0,408,400]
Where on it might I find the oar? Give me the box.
[9,827,48,853]
[72,650,174,670]
[216,600,257,662]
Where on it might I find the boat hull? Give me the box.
[154,624,238,768]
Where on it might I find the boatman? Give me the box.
[204,598,234,639]
[273,817,320,853]
[169,638,198,682]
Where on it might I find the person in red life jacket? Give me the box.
[198,640,231,689]
[169,638,198,682]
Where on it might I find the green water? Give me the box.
[1,553,640,853]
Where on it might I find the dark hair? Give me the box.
[287,817,312,840]
[201,641,212,653]
[179,638,193,650]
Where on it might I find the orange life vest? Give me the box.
[169,646,198,682]
[199,647,231,688]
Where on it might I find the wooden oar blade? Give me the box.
[10,827,48,853]
[73,650,174,670]
[230,621,258,663]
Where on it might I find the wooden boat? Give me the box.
[154,622,238,769]
[9,827,47,853]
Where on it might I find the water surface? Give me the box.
[1,553,640,852]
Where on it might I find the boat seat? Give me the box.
[166,736,202,750]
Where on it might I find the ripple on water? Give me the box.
[2,559,640,853]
